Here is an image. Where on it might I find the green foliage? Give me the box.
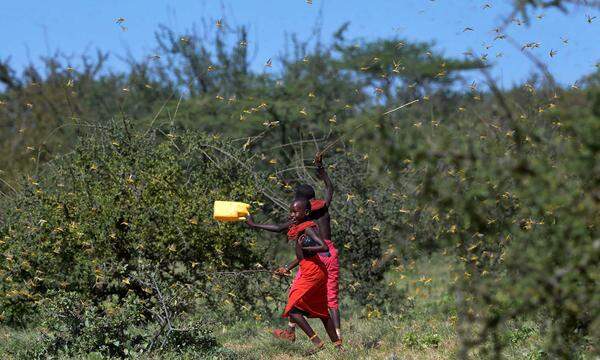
[322,152,406,310]
[0,121,285,355]
[26,273,221,357]
[0,21,479,192]
[387,80,600,357]
[335,36,483,101]
[35,289,218,357]
[40,291,151,356]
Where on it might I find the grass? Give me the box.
[214,253,460,360]
[0,253,559,359]
[213,253,564,360]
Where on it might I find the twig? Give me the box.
[479,68,515,123]
[231,129,269,143]
[274,166,316,176]
[143,92,176,137]
[0,176,17,194]
[196,269,274,276]
[267,137,328,151]
[299,132,309,179]
[171,93,183,126]
[150,271,174,349]
[382,99,420,115]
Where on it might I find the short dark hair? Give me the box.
[295,184,315,200]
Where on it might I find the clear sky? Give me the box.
[1,0,598,88]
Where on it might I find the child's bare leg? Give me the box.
[289,311,322,346]
[320,316,340,342]
[329,308,341,338]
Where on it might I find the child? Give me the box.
[285,155,341,340]
[281,199,341,353]
[246,155,342,341]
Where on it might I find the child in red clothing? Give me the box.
[246,155,342,341]
[295,155,340,335]
[281,199,340,353]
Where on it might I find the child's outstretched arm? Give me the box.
[315,154,334,207]
[246,214,290,233]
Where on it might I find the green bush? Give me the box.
[0,121,280,355]
[325,152,406,310]
[387,86,600,357]
[21,288,219,357]
[39,291,153,356]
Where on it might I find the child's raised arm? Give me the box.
[315,154,333,207]
[246,214,290,233]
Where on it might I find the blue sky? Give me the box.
[1,0,598,88]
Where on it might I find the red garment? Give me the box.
[310,198,327,212]
[283,220,329,319]
[283,257,329,319]
[293,239,340,310]
[304,199,338,309]
[287,220,317,241]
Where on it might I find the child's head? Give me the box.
[294,184,315,201]
[289,198,311,225]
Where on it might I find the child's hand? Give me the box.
[316,165,326,179]
[314,152,323,167]
[314,153,325,178]
[274,267,291,277]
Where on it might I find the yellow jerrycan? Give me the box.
[213,201,251,222]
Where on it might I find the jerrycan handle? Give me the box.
[237,203,250,220]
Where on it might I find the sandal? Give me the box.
[272,328,296,342]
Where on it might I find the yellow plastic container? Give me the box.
[213,201,251,222]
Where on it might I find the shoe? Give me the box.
[273,328,296,342]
